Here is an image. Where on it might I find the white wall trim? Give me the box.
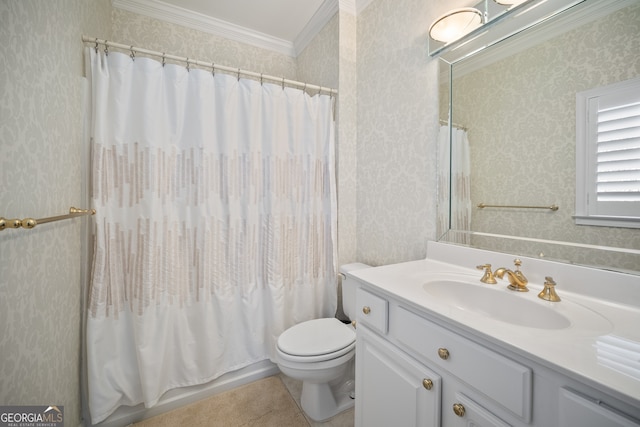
[112,0,296,57]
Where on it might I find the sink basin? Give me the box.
[423,280,571,329]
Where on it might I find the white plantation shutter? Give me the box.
[576,77,640,228]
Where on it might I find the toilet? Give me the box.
[275,263,371,421]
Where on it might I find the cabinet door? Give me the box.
[356,325,441,427]
[559,389,640,427]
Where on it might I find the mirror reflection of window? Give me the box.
[439,0,640,273]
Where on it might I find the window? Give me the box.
[576,77,640,228]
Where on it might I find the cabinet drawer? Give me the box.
[356,288,388,334]
[395,306,531,421]
[559,388,640,427]
[446,393,511,427]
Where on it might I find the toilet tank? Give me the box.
[339,263,371,320]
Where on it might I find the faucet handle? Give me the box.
[538,276,561,302]
[512,258,527,283]
[476,264,497,284]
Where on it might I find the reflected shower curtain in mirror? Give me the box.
[85,48,337,424]
[437,125,471,243]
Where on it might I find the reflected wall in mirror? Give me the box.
[439,0,640,274]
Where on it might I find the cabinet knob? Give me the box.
[362,306,371,315]
[422,378,433,390]
[438,347,450,360]
[453,403,466,417]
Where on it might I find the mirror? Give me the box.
[438,0,640,274]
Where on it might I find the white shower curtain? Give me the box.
[85,48,337,423]
[437,125,471,243]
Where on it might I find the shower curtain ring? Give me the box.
[260,73,263,86]
[104,41,108,56]
[162,53,166,67]
[212,63,215,77]
[186,59,190,72]
[237,68,241,81]
[94,38,99,53]
[282,77,285,90]
[130,46,135,61]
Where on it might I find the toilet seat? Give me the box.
[277,318,355,363]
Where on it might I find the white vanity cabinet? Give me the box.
[355,287,529,426]
[356,325,442,427]
[355,287,442,426]
[394,306,532,426]
[353,284,640,427]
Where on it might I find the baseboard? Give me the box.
[90,359,279,427]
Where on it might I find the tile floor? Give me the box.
[133,373,354,426]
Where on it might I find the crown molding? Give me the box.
[112,0,296,57]
[294,0,340,56]
[294,0,367,55]
[113,0,374,59]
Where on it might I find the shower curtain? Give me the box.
[437,125,471,243]
[85,48,337,423]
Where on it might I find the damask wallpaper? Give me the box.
[0,0,449,425]
[0,1,112,426]
[452,3,640,270]
[336,11,359,266]
[355,0,441,265]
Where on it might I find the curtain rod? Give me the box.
[82,36,338,96]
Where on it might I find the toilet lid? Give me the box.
[277,318,355,357]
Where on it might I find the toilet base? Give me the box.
[300,377,355,422]
[276,323,356,422]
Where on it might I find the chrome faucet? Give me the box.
[494,259,529,292]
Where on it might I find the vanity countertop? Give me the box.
[349,242,640,408]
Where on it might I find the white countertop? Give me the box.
[349,241,640,408]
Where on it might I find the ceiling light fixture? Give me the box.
[429,8,484,44]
